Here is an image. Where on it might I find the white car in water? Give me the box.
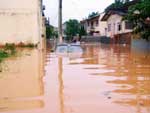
[55,43,83,58]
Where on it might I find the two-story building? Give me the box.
[0,0,46,47]
[101,0,140,44]
[101,10,133,37]
[80,13,107,36]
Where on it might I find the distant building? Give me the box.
[0,0,46,46]
[80,13,107,36]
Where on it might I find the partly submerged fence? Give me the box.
[80,36,111,44]
[81,33,132,44]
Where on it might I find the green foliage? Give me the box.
[105,0,124,12]
[65,19,80,41]
[0,50,9,72]
[0,44,17,72]
[124,0,150,41]
[46,25,58,39]
[0,50,9,64]
[0,51,9,61]
[4,43,16,55]
[79,26,87,37]
[88,12,99,18]
[0,43,16,63]
[53,31,58,38]
[124,0,130,2]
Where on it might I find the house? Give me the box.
[101,0,140,44]
[0,0,46,46]
[80,13,107,36]
[101,10,133,37]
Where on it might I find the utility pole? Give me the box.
[58,0,63,43]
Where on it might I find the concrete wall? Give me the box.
[0,0,38,9]
[81,36,101,42]
[0,48,45,109]
[0,0,43,45]
[131,39,150,53]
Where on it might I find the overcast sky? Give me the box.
[43,0,114,27]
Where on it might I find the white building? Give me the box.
[0,0,45,46]
[101,10,133,38]
[80,13,107,36]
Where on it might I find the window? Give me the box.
[125,21,133,29]
[91,21,94,27]
[117,23,122,31]
[108,24,111,32]
[105,28,107,36]
[88,22,89,26]
[96,20,99,26]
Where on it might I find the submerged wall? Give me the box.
[132,39,150,53]
[0,0,43,45]
[0,48,45,111]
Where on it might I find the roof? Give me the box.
[80,14,100,24]
[101,0,140,21]
[80,19,87,24]
[87,14,100,20]
[101,10,127,21]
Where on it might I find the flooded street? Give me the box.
[0,43,150,113]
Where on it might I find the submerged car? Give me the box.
[55,43,83,58]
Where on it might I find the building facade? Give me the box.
[0,0,45,46]
[101,11,133,38]
[80,13,107,36]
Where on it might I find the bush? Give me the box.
[0,43,16,63]
[4,43,16,55]
[0,51,9,58]
[0,50,9,63]
[0,44,17,72]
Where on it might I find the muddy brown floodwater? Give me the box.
[0,43,150,113]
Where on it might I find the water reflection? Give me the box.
[0,42,149,113]
[58,57,64,113]
[55,43,150,113]
[0,48,45,112]
[84,46,150,113]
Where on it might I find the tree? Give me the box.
[46,25,58,39]
[88,12,99,18]
[124,0,130,2]
[65,19,80,41]
[46,25,53,39]
[116,0,130,3]
[79,26,87,38]
[105,0,124,12]
[124,0,150,41]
